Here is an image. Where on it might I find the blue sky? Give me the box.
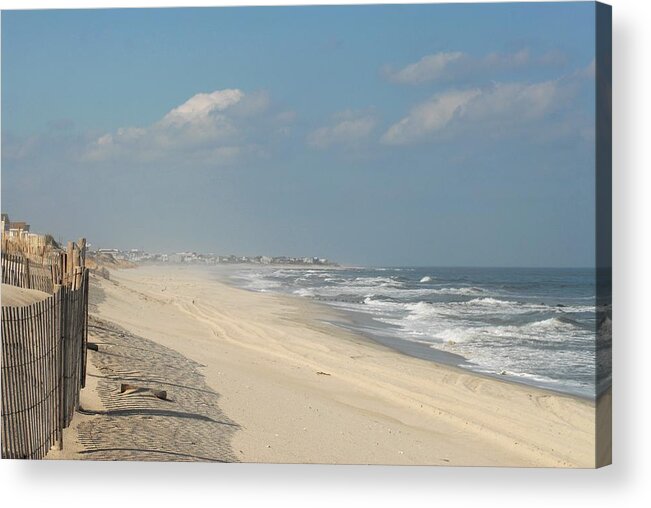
[1,3,597,266]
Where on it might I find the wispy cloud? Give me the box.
[381,90,480,144]
[385,51,466,85]
[382,63,593,145]
[385,48,567,85]
[307,109,377,149]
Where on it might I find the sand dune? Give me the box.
[1,283,50,307]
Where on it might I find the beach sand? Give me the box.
[1,283,50,307]
[52,264,598,467]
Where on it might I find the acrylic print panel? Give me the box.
[0,2,611,467]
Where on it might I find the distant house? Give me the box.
[5,219,31,239]
[1,213,9,236]
[9,221,30,232]
[169,252,196,263]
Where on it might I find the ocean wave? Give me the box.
[463,297,520,306]
[380,311,589,350]
[402,298,527,319]
[313,285,446,300]
[232,272,283,292]
[363,296,409,313]
[485,317,583,338]
[429,286,485,295]
[524,316,581,331]
[419,276,433,283]
[350,276,404,288]
[404,301,437,319]
[362,297,594,325]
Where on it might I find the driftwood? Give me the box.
[119,383,169,401]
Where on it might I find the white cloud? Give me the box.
[160,89,244,127]
[381,89,480,145]
[382,64,592,145]
[387,52,465,85]
[385,48,566,85]
[83,88,274,165]
[308,110,377,149]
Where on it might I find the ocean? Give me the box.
[226,266,611,400]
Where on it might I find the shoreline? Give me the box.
[62,264,597,466]
[216,264,596,402]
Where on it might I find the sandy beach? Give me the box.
[51,264,599,467]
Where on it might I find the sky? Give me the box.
[1,3,597,267]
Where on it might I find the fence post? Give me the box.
[66,241,73,287]
[77,238,86,268]
[59,253,65,286]
[81,270,89,388]
[23,253,31,289]
[55,284,65,450]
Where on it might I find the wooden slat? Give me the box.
[34,300,45,458]
[15,305,28,458]
[4,306,16,458]
[1,307,15,458]
[25,303,36,457]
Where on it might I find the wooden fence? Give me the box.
[2,237,87,292]
[1,240,89,459]
[1,233,53,259]
[1,252,56,294]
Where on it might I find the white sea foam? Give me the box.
[404,301,438,319]
[429,317,582,343]
[464,297,519,306]
[419,276,433,283]
[350,276,404,288]
[232,271,283,292]
[430,286,485,295]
